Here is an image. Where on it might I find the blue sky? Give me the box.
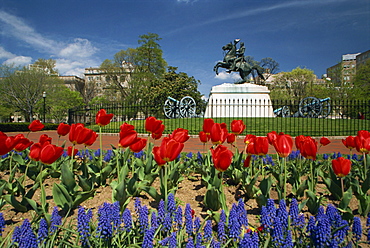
[0,0,369,96]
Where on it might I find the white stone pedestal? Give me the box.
[204,83,274,118]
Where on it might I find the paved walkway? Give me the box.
[6,130,358,155]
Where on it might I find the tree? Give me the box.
[0,64,56,121]
[269,67,316,101]
[42,81,84,122]
[243,56,279,84]
[100,33,168,104]
[350,60,370,101]
[145,66,205,117]
[136,33,167,77]
[32,58,59,75]
[260,57,280,81]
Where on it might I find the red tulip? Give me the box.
[295,135,306,150]
[300,137,318,160]
[57,123,71,136]
[210,123,228,145]
[267,131,278,145]
[272,133,293,158]
[243,155,252,168]
[169,128,189,143]
[151,130,164,140]
[254,137,269,156]
[342,136,355,150]
[159,137,184,162]
[211,145,233,172]
[145,116,163,134]
[355,130,370,153]
[28,120,45,132]
[146,117,165,140]
[332,157,351,177]
[119,123,138,148]
[320,137,331,146]
[227,133,236,144]
[202,118,214,134]
[198,131,209,143]
[244,134,256,144]
[152,146,167,166]
[29,143,42,161]
[246,140,257,155]
[13,134,33,152]
[69,123,95,145]
[29,142,63,164]
[129,138,147,153]
[83,131,98,147]
[96,109,114,127]
[0,132,18,155]
[230,120,245,135]
[67,146,79,157]
[39,134,52,145]
[39,143,64,164]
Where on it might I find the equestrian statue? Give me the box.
[213,39,265,83]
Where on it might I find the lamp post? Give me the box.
[42,91,46,123]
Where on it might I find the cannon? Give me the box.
[274,97,331,118]
[163,96,196,119]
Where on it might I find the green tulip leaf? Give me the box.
[60,163,77,193]
[52,183,72,211]
[3,194,27,212]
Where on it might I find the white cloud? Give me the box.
[4,56,32,66]
[0,10,59,54]
[214,71,241,81]
[0,46,32,66]
[0,10,100,76]
[59,38,98,59]
[0,46,16,59]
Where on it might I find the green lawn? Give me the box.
[90,117,370,137]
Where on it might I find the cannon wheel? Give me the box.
[179,96,196,118]
[298,97,322,118]
[164,99,180,119]
[281,105,291,118]
[318,100,331,118]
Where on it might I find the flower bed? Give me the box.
[0,111,369,247]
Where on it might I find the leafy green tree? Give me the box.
[100,33,168,105]
[269,67,316,101]
[145,66,205,117]
[0,64,55,121]
[0,63,84,122]
[42,82,84,123]
[350,60,370,100]
[32,58,59,75]
[136,33,167,78]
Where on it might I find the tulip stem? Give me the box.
[70,144,75,170]
[8,151,14,182]
[117,147,121,184]
[340,177,344,198]
[283,157,287,199]
[363,152,367,180]
[99,126,103,166]
[22,160,32,188]
[310,159,314,192]
[161,165,168,207]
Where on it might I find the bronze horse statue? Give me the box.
[213,41,265,83]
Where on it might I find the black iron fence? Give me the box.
[68,99,370,137]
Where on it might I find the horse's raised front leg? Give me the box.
[213,63,220,75]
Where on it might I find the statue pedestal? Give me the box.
[204,83,274,118]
